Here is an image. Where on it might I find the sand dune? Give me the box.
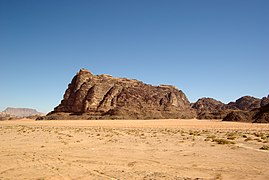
[0,119,269,179]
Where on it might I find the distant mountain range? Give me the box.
[1,107,43,118]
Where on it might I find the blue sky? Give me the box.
[0,0,268,113]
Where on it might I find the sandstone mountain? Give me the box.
[222,95,269,123]
[226,96,261,110]
[42,69,195,120]
[191,98,229,119]
[2,107,43,117]
[192,95,269,119]
[223,103,269,123]
[192,98,226,113]
[261,95,269,107]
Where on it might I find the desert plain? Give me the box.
[0,119,269,180]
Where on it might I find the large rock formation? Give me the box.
[192,95,269,120]
[192,98,226,113]
[43,69,195,120]
[223,104,269,123]
[261,95,269,107]
[2,107,43,117]
[253,103,269,123]
[222,95,269,123]
[191,98,229,119]
[226,96,261,110]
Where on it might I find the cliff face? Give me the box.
[48,69,195,119]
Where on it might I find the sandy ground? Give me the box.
[0,119,269,180]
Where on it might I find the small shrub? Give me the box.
[254,138,262,142]
[245,137,253,142]
[207,135,216,139]
[226,132,237,140]
[205,135,216,142]
[213,138,235,145]
[227,136,236,140]
[260,145,269,150]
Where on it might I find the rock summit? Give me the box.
[43,69,195,120]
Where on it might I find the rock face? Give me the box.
[45,69,195,120]
[222,111,253,122]
[2,107,43,117]
[261,95,269,107]
[223,104,269,123]
[222,95,269,123]
[192,98,226,113]
[253,103,269,123]
[191,98,229,119]
[192,95,269,120]
[226,96,261,110]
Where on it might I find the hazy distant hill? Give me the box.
[2,107,43,117]
[0,112,10,117]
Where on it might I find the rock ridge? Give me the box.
[192,95,269,120]
[43,68,195,120]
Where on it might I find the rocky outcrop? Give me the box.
[2,107,43,117]
[192,98,227,119]
[261,95,269,107]
[192,98,226,113]
[223,104,269,123]
[192,95,269,120]
[42,68,195,120]
[253,103,269,123]
[226,96,261,110]
[222,111,253,122]
[222,95,269,123]
[191,98,229,119]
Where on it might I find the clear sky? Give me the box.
[0,0,268,113]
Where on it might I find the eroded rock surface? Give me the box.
[191,98,229,119]
[192,96,269,120]
[226,96,261,110]
[44,69,195,120]
[261,95,269,107]
[223,104,269,123]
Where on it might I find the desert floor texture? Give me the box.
[0,119,269,180]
